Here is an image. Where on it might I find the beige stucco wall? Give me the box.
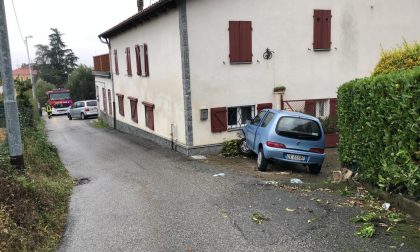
[109,8,186,145]
[95,76,113,113]
[187,0,420,146]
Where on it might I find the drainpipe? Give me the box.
[99,36,116,129]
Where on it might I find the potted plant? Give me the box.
[319,116,339,148]
[273,86,286,94]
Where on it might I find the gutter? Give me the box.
[99,37,117,129]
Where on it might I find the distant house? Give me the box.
[12,66,37,82]
[96,0,420,155]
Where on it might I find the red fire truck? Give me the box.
[46,89,72,115]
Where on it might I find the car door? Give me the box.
[70,102,78,117]
[246,110,267,152]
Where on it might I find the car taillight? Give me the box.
[84,108,89,112]
[309,148,324,154]
[266,141,286,148]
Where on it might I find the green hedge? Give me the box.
[338,67,420,197]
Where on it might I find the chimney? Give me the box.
[138,0,144,12]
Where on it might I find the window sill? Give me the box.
[313,48,331,51]
[230,61,252,65]
[227,127,244,132]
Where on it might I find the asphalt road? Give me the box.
[45,116,413,252]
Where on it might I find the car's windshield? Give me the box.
[49,92,70,101]
[276,116,321,140]
[86,101,97,106]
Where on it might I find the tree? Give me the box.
[66,65,95,101]
[35,79,55,106]
[34,28,78,87]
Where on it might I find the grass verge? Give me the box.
[0,121,73,251]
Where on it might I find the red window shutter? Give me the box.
[144,44,149,77]
[210,107,227,132]
[117,94,124,116]
[108,89,112,115]
[126,47,132,76]
[329,98,337,117]
[114,49,119,75]
[313,10,331,50]
[142,102,155,130]
[239,21,252,62]
[135,45,141,76]
[129,98,138,123]
[304,100,316,116]
[102,88,107,112]
[229,21,241,63]
[257,103,272,113]
[322,10,332,50]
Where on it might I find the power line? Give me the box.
[11,0,24,44]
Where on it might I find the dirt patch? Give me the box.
[0,128,6,141]
[204,148,341,185]
[74,177,90,186]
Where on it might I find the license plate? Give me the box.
[285,154,306,161]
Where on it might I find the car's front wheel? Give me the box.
[257,147,268,171]
[81,113,86,120]
[68,113,72,120]
[309,164,322,174]
[239,138,252,156]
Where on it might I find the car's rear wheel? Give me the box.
[309,164,322,174]
[68,113,72,120]
[239,138,252,156]
[81,113,86,120]
[257,147,268,171]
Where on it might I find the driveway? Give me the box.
[45,116,415,251]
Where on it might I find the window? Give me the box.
[276,117,322,140]
[313,10,332,50]
[114,49,119,75]
[128,97,138,123]
[142,102,154,130]
[125,47,132,76]
[261,112,274,128]
[227,105,254,129]
[135,45,141,76]
[116,93,124,116]
[102,88,107,113]
[86,101,97,106]
[251,110,267,126]
[229,21,252,63]
[108,89,112,115]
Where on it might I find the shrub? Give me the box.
[221,139,241,157]
[373,41,420,76]
[319,116,338,134]
[338,67,420,197]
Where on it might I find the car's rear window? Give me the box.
[276,116,321,140]
[87,101,97,106]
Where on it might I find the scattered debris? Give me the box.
[251,212,269,224]
[191,155,207,160]
[290,178,303,184]
[213,173,225,177]
[279,171,292,175]
[342,169,354,181]
[355,223,375,238]
[387,212,405,223]
[382,202,391,211]
[285,208,296,212]
[263,180,279,186]
[332,171,343,182]
[74,177,90,186]
[220,209,229,218]
[307,217,319,223]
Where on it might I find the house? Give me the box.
[96,0,420,155]
[12,66,37,82]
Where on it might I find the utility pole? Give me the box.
[24,35,39,115]
[0,0,24,171]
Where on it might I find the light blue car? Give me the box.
[241,109,325,174]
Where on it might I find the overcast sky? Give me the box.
[4,0,158,69]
